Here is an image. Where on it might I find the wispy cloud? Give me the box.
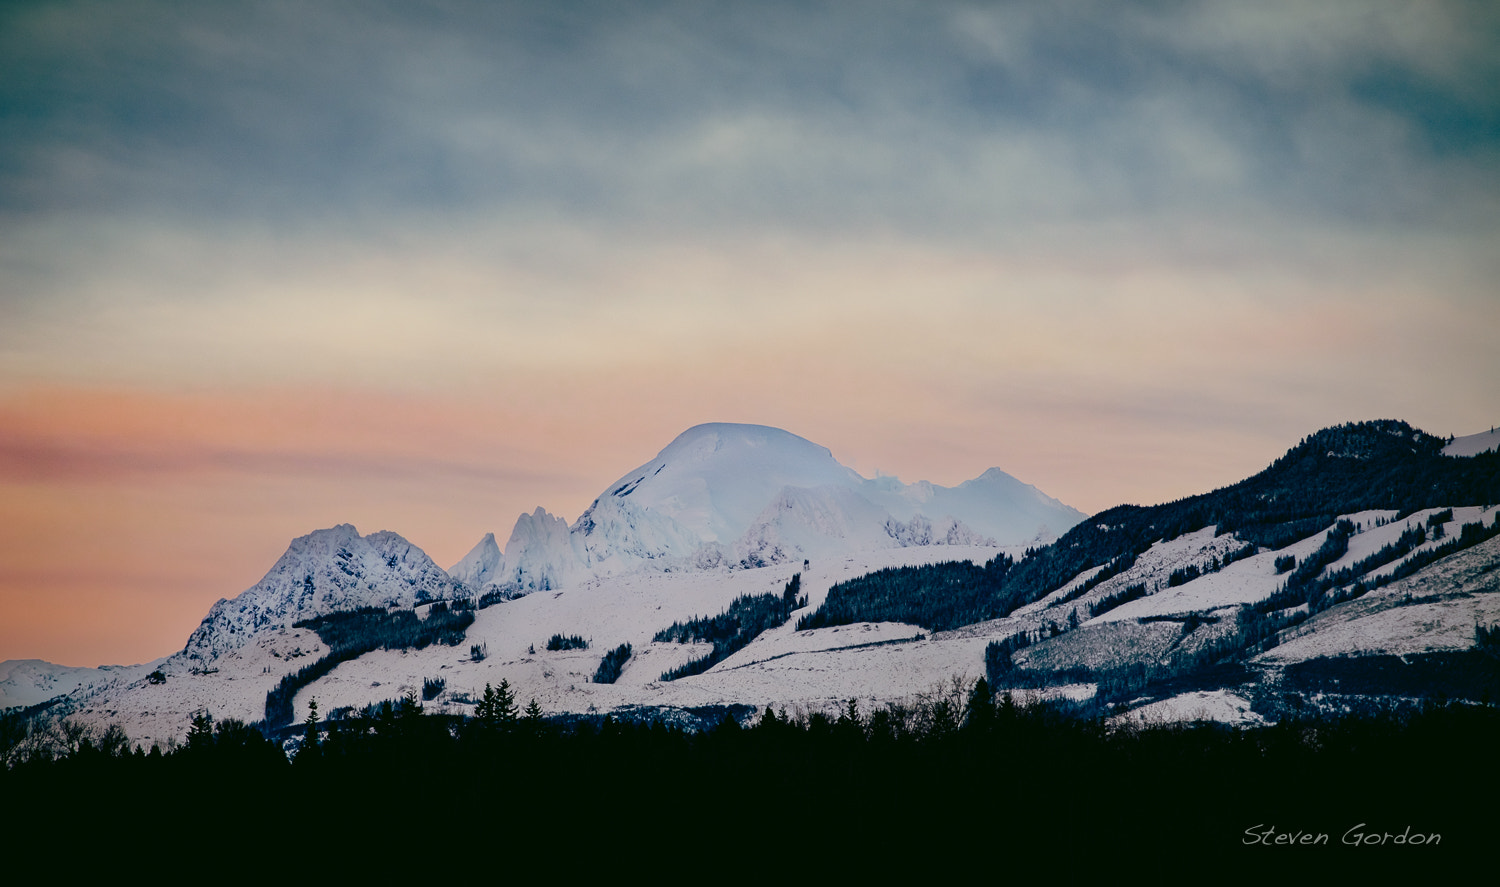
[4,1,1496,231]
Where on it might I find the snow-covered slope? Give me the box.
[59,544,1021,746]
[51,420,1500,744]
[50,503,1500,746]
[0,659,162,710]
[1443,427,1500,457]
[1255,531,1500,663]
[183,524,461,661]
[738,484,905,568]
[25,421,1082,714]
[1082,506,1498,624]
[859,467,1080,545]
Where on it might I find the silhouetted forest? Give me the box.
[4,683,1494,869]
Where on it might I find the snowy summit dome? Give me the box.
[594,423,864,544]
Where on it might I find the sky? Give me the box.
[2,0,1497,667]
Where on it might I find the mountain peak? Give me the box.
[183,524,459,660]
[973,467,1019,483]
[592,423,862,545]
[449,531,506,594]
[487,422,1087,590]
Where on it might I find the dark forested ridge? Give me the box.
[796,558,1013,633]
[797,421,1500,635]
[1024,420,1499,607]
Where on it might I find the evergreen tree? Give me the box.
[301,698,319,760]
[594,643,635,684]
[475,683,494,725]
[476,680,519,732]
[867,707,898,744]
[963,678,996,735]
[186,710,215,752]
[927,698,957,741]
[834,698,864,744]
[523,698,544,736]
[783,572,804,608]
[494,679,519,730]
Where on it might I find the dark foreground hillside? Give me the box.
[4,686,1492,876]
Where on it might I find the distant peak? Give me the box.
[976,467,1018,482]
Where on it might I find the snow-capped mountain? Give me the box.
[184,524,461,661]
[586,423,867,545]
[164,423,1082,663]
[497,506,588,592]
[149,423,1085,665]
[480,423,1084,591]
[18,418,1500,745]
[860,467,1081,544]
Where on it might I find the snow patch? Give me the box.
[1111,690,1267,728]
[1442,427,1500,457]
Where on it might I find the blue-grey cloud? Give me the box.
[3,0,1497,237]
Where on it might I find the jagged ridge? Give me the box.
[184,524,462,661]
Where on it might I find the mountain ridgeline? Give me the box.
[455,422,1086,598]
[13,419,1500,747]
[168,423,1085,662]
[797,421,1500,634]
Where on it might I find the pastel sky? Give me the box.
[2,1,1497,667]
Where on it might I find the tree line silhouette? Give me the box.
[6,679,1497,865]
